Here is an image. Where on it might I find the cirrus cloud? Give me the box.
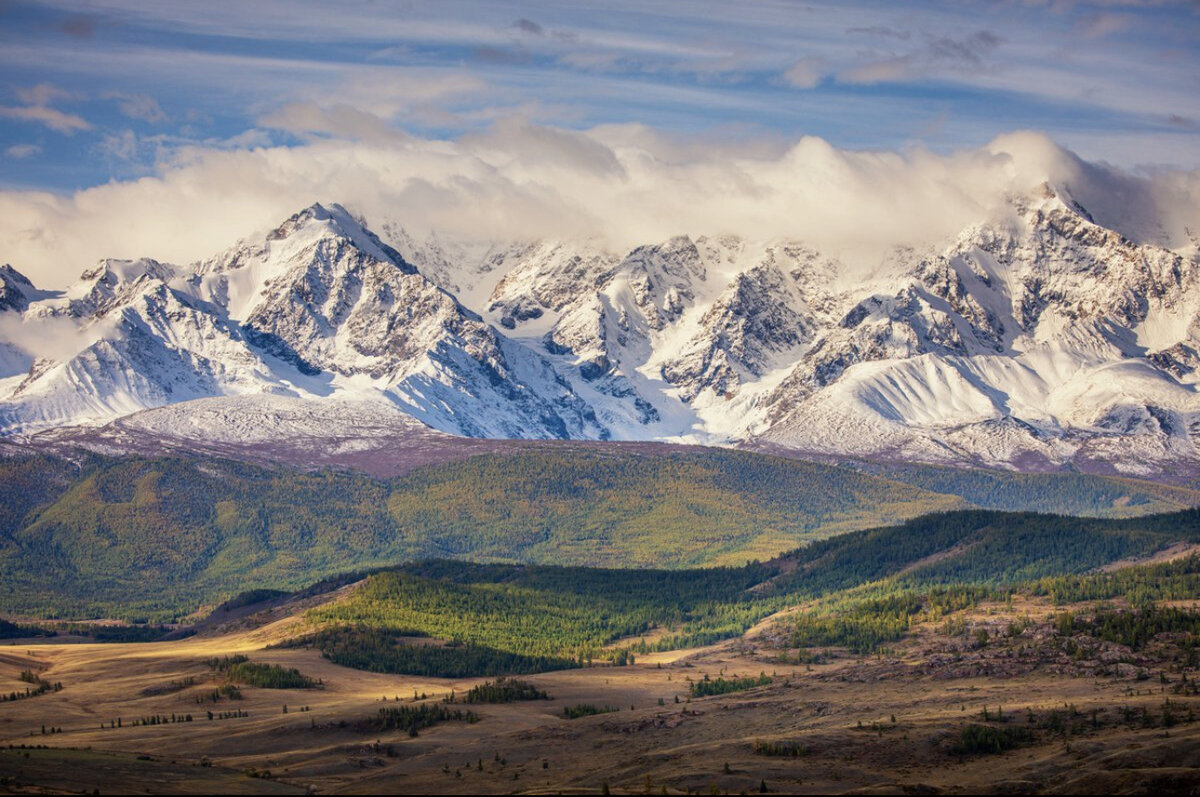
[5,144,42,159]
[1,83,90,134]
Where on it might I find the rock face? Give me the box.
[756,186,1200,477]
[661,253,821,402]
[0,265,38,313]
[3,188,1200,480]
[0,204,603,440]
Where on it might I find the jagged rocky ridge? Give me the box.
[2,187,1200,480]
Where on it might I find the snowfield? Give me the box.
[3,183,1200,481]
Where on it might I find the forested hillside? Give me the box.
[0,446,1196,622]
[0,448,960,620]
[834,460,1200,516]
[279,510,1200,676]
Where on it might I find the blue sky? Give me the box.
[1,0,1198,193]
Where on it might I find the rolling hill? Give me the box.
[1,444,1198,623]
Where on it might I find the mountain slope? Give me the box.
[1,186,1199,479]
[0,204,604,440]
[0,446,975,620]
[6,440,1200,622]
[754,185,1200,478]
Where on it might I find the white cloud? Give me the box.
[0,104,90,133]
[99,129,141,161]
[16,83,74,107]
[258,102,406,143]
[0,313,106,365]
[1,82,90,133]
[782,58,823,89]
[3,2,1197,170]
[106,92,168,123]
[838,57,911,85]
[4,144,42,159]
[1,125,1196,291]
[304,69,488,120]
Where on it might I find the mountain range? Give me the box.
[2,184,1199,483]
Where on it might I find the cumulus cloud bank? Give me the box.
[2,124,1198,289]
[0,312,110,371]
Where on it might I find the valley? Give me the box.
[2,444,1199,793]
[3,4,1198,794]
[2,552,1199,795]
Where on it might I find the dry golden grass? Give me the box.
[1,595,1199,795]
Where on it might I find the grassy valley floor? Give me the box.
[1,584,1199,794]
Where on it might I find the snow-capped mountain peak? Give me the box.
[3,188,1200,481]
[0,264,40,312]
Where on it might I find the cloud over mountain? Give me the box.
[3,126,1197,291]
